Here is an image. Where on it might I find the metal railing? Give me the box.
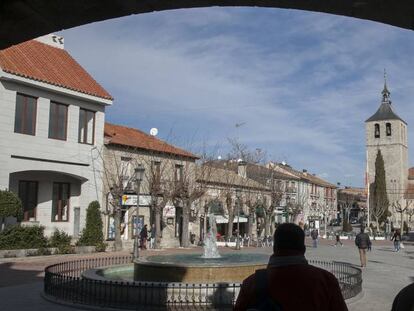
[44,256,362,309]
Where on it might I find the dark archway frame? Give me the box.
[1,1,414,50]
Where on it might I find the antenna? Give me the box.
[150,128,158,136]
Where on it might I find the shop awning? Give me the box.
[214,215,248,224]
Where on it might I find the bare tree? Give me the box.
[406,207,414,224]
[393,199,413,230]
[101,146,139,251]
[226,138,267,164]
[172,157,212,248]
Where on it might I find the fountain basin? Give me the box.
[134,253,268,283]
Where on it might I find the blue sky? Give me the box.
[59,7,414,187]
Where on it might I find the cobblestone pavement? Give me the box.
[0,238,412,310]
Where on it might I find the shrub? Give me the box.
[0,225,47,250]
[49,229,73,254]
[77,201,105,251]
[0,190,23,220]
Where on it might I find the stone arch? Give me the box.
[375,123,380,138]
[1,1,414,50]
[386,122,392,136]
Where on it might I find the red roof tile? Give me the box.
[104,123,198,159]
[0,40,112,100]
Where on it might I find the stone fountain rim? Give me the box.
[83,264,244,285]
[134,252,269,268]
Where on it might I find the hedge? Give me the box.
[0,225,47,250]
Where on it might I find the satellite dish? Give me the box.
[150,128,158,136]
[237,158,243,163]
[281,161,287,166]
[217,155,222,160]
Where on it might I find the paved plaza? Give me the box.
[0,238,412,310]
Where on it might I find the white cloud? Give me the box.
[60,7,414,187]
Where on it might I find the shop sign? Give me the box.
[121,195,151,206]
[163,205,176,217]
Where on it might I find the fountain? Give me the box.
[133,213,267,283]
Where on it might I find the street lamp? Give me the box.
[235,188,242,250]
[133,164,145,259]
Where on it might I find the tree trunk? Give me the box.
[181,200,190,248]
[247,208,254,238]
[264,213,272,236]
[225,203,234,240]
[154,208,161,249]
[374,216,380,232]
[114,208,123,251]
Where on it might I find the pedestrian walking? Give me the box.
[391,229,402,252]
[311,229,318,248]
[355,227,371,267]
[334,232,343,247]
[140,224,148,250]
[234,223,348,311]
[149,223,156,249]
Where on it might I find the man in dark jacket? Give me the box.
[355,227,371,267]
[234,223,347,311]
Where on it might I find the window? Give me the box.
[49,102,68,140]
[78,108,95,144]
[175,164,183,182]
[374,123,380,138]
[18,181,38,221]
[52,182,70,222]
[14,93,37,135]
[386,123,392,136]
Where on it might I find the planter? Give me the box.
[74,246,96,254]
[374,237,385,241]
[0,247,56,258]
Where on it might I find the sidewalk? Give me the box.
[0,242,412,310]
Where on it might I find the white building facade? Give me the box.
[0,35,112,236]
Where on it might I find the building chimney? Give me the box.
[35,34,64,49]
[238,160,247,178]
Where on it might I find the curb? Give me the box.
[346,289,365,305]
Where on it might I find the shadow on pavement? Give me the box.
[0,262,44,287]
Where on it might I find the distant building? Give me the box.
[269,163,337,228]
[0,34,112,236]
[103,123,198,248]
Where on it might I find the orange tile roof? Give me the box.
[0,39,112,100]
[104,123,198,159]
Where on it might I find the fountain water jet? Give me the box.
[202,214,221,259]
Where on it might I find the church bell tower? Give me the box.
[365,76,408,214]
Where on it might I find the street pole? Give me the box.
[133,165,145,260]
[235,189,241,250]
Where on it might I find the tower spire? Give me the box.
[382,69,391,104]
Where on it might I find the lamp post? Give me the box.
[133,164,145,260]
[235,188,241,250]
